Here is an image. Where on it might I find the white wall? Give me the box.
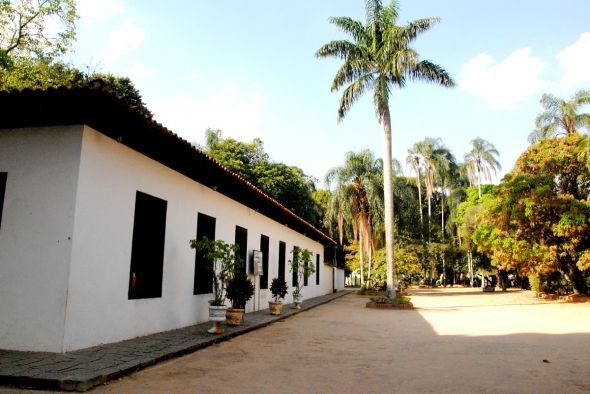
[335,268,346,291]
[61,126,330,351]
[0,126,83,352]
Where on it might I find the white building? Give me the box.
[0,82,345,353]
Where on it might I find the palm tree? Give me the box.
[325,150,383,288]
[414,137,448,242]
[316,0,455,295]
[406,148,424,225]
[464,137,501,199]
[528,89,590,144]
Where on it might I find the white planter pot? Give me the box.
[292,293,303,309]
[208,305,228,322]
[208,305,228,334]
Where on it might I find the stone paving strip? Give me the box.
[0,290,351,392]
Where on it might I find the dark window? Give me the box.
[316,253,320,285]
[260,235,269,289]
[235,226,248,272]
[292,246,299,287]
[0,172,6,228]
[194,213,216,295]
[128,191,167,300]
[278,241,286,280]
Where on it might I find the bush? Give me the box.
[270,277,288,302]
[226,272,254,309]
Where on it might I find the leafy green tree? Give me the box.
[0,56,83,89]
[474,133,590,294]
[204,129,320,226]
[91,73,153,118]
[0,59,153,117]
[316,0,454,294]
[528,90,590,144]
[0,0,77,68]
[454,186,493,286]
[464,137,501,199]
[311,188,332,235]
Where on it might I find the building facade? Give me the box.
[0,84,343,353]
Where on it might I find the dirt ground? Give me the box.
[11,288,590,393]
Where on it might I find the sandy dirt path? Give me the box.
[15,288,590,393]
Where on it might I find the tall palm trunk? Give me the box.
[477,164,482,199]
[358,225,364,288]
[441,186,445,285]
[416,172,423,224]
[337,211,344,246]
[381,107,396,296]
[427,194,432,243]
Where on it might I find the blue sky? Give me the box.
[69,0,590,186]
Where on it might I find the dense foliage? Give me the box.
[203,129,323,226]
[474,133,590,293]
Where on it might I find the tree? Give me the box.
[0,55,83,89]
[528,89,590,144]
[413,137,449,242]
[316,0,455,295]
[0,0,77,68]
[474,133,590,294]
[406,147,424,225]
[0,60,154,118]
[91,73,153,118]
[464,137,501,199]
[325,150,383,287]
[204,129,320,226]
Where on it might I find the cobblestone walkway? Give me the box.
[0,291,351,392]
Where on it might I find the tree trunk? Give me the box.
[381,108,396,297]
[359,229,364,288]
[477,167,482,199]
[427,195,432,243]
[417,173,423,224]
[468,250,474,287]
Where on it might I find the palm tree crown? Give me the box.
[528,89,590,144]
[464,137,501,198]
[325,150,384,287]
[316,0,454,295]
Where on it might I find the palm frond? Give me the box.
[331,57,373,92]
[410,60,455,87]
[337,74,375,122]
[328,16,368,43]
[315,39,361,60]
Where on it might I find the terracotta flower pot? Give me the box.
[268,301,283,315]
[226,307,244,326]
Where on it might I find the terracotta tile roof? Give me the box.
[0,81,336,247]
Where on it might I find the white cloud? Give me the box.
[76,0,125,20]
[103,17,145,59]
[151,85,263,144]
[129,63,156,78]
[459,47,549,110]
[187,71,202,81]
[557,32,590,88]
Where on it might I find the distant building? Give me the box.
[0,82,344,353]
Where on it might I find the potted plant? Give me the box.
[269,277,288,315]
[289,248,315,309]
[225,272,255,326]
[189,237,242,334]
